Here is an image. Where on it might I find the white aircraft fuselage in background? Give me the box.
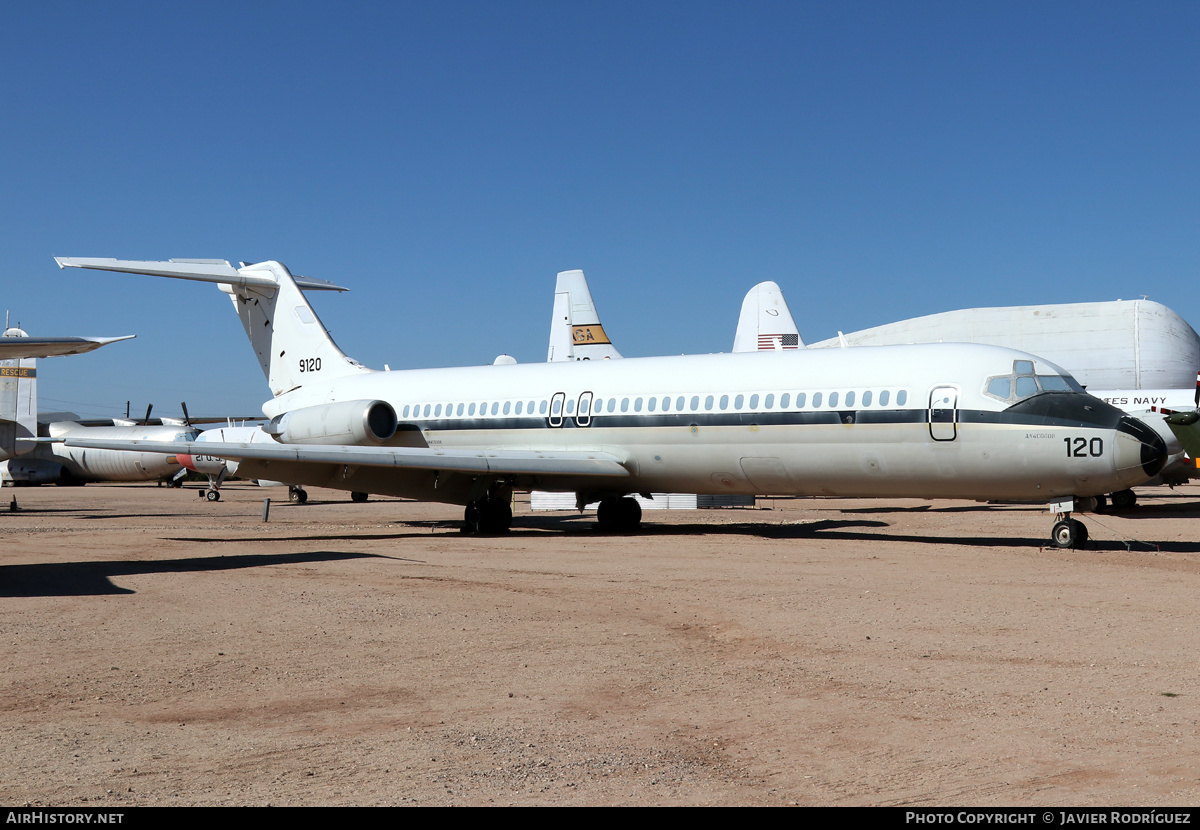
[53,258,1168,545]
[4,420,196,485]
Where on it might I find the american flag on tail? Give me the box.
[757,333,800,350]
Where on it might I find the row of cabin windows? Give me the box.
[400,389,910,420]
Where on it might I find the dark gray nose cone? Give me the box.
[1117,415,1168,479]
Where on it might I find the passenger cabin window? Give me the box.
[780,393,790,408]
[719,395,729,410]
[845,391,855,407]
[704,395,714,411]
[862,391,872,407]
[539,400,548,415]
[402,405,410,418]
[764,393,774,409]
[734,394,744,409]
[552,399,561,415]
[879,390,890,406]
[647,397,656,412]
[749,394,759,409]
[828,392,838,407]
[690,396,699,411]
[503,401,511,415]
[795,393,806,408]
[662,397,671,411]
[566,399,574,415]
[812,392,822,407]
[897,390,907,406]
[634,397,642,412]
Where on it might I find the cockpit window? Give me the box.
[984,360,1084,403]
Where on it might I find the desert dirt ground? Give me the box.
[2,481,1200,806]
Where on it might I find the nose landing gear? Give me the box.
[1051,518,1088,549]
[1048,497,1090,549]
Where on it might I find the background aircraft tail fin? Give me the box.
[0,328,39,461]
[55,257,371,397]
[732,281,804,352]
[547,269,623,361]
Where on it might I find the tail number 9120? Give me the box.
[299,357,322,373]
[1065,437,1103,457]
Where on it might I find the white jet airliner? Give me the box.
[54,257,1168,548]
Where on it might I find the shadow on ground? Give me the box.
[0,551,380,598]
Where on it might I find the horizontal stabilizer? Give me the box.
[62,437,633,479]
[54,258,349,292]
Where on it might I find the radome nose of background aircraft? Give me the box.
[1114,415,1168,483]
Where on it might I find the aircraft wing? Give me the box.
[60,437,632,478]
[0,335,135,359]
[55,257,348,292]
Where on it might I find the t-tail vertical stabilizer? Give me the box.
[732,281,804,352]
[54,258,371,398]
[223,260,371,397]
[547,269,623,361]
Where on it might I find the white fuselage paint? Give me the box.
[242,345,1153,504]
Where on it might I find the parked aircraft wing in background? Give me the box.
[0,334,134,359]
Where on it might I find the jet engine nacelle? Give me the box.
[265,399,397,446]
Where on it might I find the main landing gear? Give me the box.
[597,497,642,533]
[1110,489,1137,510]
[289,485,308,504]
[462,495,512,534]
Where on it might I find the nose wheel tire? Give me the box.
[205,490,221,502]
[289,486,308,504]
[1051,519,1088,549]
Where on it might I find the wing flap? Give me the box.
[60,437,632,478]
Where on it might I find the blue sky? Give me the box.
[2,1,1197,419]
